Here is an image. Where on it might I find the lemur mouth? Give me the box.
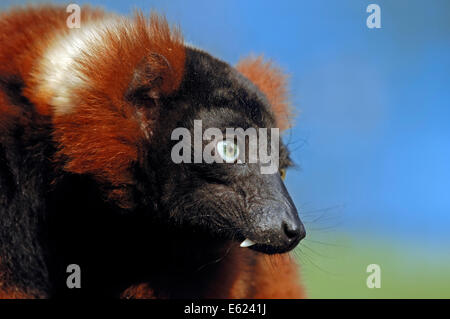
[240,238,256,247]
[238,237,302,254]
[235,209,306,255]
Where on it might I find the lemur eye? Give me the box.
[280,168,287,180]
[217,140,239,163]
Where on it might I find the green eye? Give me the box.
[217,140,239,163]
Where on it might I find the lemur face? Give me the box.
[145,49,306,254]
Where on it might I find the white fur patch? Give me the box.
[35,18,123,116]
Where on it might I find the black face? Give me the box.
[146,48,305,254]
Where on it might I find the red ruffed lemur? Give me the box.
[0,5,306,298]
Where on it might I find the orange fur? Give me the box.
[236,56,293,131]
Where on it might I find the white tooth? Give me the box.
[240,238,256,248]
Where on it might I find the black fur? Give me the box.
[0,76,53,296]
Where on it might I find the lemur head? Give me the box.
[148,48,305,254]
[32,13,305,254]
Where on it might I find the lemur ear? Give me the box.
[126,52,176,102]
[236,56,293,131]
[124,13,185,103]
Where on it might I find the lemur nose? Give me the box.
[282,219,306,244]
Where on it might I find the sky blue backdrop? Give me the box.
[3,1,450,253]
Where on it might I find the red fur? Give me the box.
[236,56,293,131]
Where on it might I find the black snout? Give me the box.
[249,201,305,254]
[243,173,306,254]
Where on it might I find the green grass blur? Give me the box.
[295,233,450,298]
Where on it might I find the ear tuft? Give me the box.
[125,13,185,103]
[236,56,293,131]
[127,52,172,101]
